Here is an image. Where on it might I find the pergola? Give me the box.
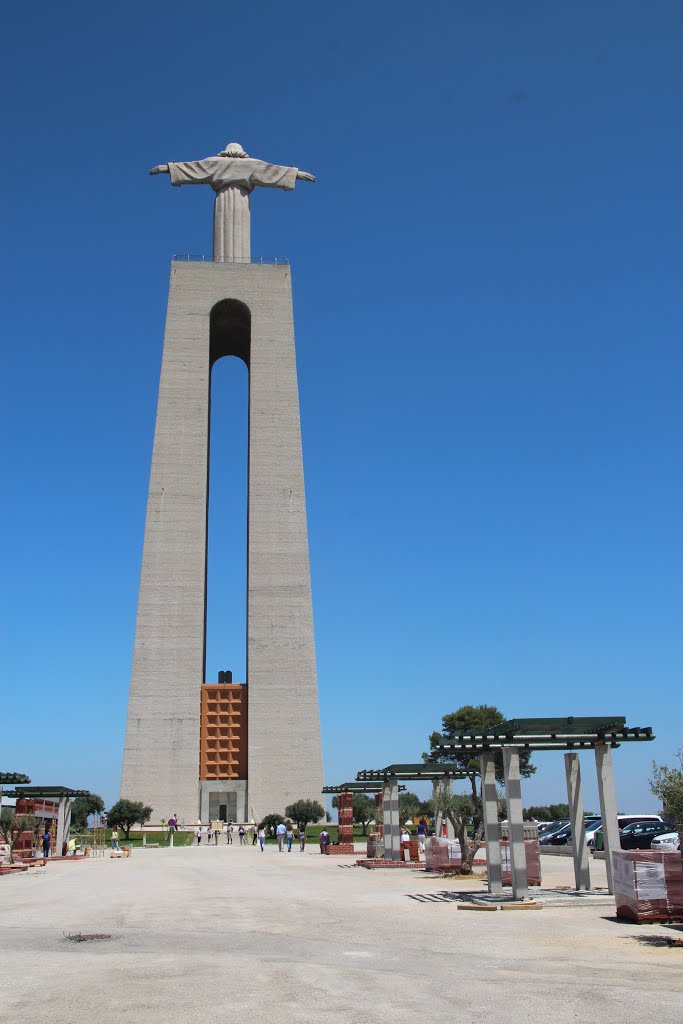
[355,763,470,862]
[322,783,406,795]
[0,772,31,786]
[437,716,655,899]
[6,786,92,855]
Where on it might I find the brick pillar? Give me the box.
[337,792,354,845]
[374,792,383,836]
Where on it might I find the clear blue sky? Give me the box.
[2,2,681,815]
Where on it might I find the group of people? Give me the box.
[195,822,254,846]
[190,819,315,852]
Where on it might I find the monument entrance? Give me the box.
[121,141,323,824]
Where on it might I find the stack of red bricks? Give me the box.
[325,792,356,855]
[500,839,542,886]
[613,850,683,922]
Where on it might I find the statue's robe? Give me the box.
[168,157,299,260]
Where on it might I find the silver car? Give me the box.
[650,831,681,852]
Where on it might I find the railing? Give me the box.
[172,255,289,265]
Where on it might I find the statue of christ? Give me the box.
[150,142,316,260]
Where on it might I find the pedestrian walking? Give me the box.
[286,825,294,852]
[226,823,234,845]
[207,827,213,844]
[195,827,202,845]
[298,827,306,851]
[258,826,265,851]
[42,829,51,858]
[319,829,330,854]
[214,826,219,845]
[417,818,427,853]
[238,826,246,846]
[111,828,120,852]
[276,821,286,852]
[252,824,258,846]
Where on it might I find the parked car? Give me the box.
[618,820,675,850]
[650,831,681,852]
[537,819,569,840]
[587,815,666,848]
[539,818,601,846]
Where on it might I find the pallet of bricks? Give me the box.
[500,840,542,886]
[612,849,683,923]
[425,838,483,871]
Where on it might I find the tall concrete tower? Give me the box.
[121,143,323,823]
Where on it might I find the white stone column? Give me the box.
[383,777,400,861]
[56,798,71,857]
[480,752,502,894]
[440,777,455,839]
[432,779,443,837]
[564,753,591,890]
[595,743,620,895]
[502,747,528,900]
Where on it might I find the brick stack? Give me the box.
[425,837,461,871]
[326,792,356,856]
[500,839,542,886]
[613,850,683,923]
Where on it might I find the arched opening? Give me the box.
[210,297,251,367]
[205,300,251,686]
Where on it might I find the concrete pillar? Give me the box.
[56,798,71,857]
[564,753,591,890]
[502,747,528,900]
[431,780,443,837]
[480,752,502,895]
[442,778,455,840]
[383,777,400,861]
[595,743,619,895]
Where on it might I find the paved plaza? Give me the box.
[1,847,681,1022]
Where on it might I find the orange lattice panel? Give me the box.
[199,683,247,780]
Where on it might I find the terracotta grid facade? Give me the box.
[199,684,247,781]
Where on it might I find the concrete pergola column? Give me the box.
[564,753,591,890]
[432,779,443,837]
[382,777,400,862]
[502,747,528,900]
[595,743,619,895]
[480,752,502,895]
[441,777,455,839]
[55,798,71,858]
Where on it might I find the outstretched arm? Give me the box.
[296,170,316,182]
[149,164,170,175]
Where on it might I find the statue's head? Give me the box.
[219,142,248,158]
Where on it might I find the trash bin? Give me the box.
[595,829,604,851]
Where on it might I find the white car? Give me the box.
[650,831,681,852]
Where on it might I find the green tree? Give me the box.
[398,791,421,825]
[425,705,535,823]
[259,812,284,837]
[107,799,153,840]
[284,799,325,829]
[0,809,37,863]
[350,794,375,835]
[523,804,570,821]
[431,789,482,874]
[650,749,683,827]
[71,793,105,831]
